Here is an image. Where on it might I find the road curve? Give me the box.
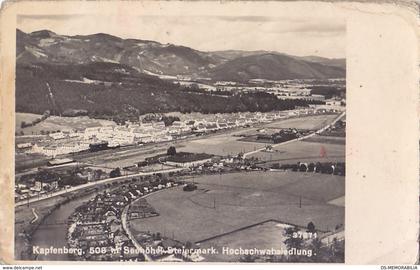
[121,188,173,262]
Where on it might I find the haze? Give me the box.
[18,14,345,59]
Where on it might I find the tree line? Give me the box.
[16,62,325,124]
[271,161,345,176]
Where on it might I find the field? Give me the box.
[250,140,345,164]
[198,221,292,262]
[263,114,338,130]
[15,113,41,131]
[16,113,115,135]
[327,196,345,207]
[303,135,345,145]
[176,132,263,156]
[177,114,340,156]
[129,171,344,257]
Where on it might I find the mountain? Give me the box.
[209,53,345,81]
[16,29,222,77]
[16,29,345,81]
[294,55,346,69]
[15,29,341,119]
[211,50,346,70]
[16,60,322,120]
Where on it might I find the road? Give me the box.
[243,111,346,158]
[15,167,186,207]
[30,208,39,224]
[121,199,152,261]
[121,188,172,262]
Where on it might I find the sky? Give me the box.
[17,14,345,59]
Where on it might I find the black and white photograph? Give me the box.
[13,10,346,263]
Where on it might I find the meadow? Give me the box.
[129,171,344,248]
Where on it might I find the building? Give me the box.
[49,132,66,140]
[165,152,213,168]
[48,158,75,166]
[153,121,166,130]
[85,127,102,139]
[16,142,32,150]
[325,99,342,106]
[89,141,109,152]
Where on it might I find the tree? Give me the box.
[240,254,255,262]
[283,226,305,262]
[110,167,121,178]
[330,239,345,262]
[299,163,307,172]
[308,238,324,262]
[162,116,180,126]
[307,163,315,172]
[307,221,316,233]
[185,241,193,249]
[315,162,322,173]
[322,164,334,174]
[167,146,177,156]
[271,163,281,170]
[283,226,303,250]
[94,169,104,180]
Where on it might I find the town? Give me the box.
[16,100,343,157]
[14,21,346,263]
[15,101,345,263]
[15,103,344,202]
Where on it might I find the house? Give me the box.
[165,152,213,168]
[309,94,326,101]
[49,132,66,140]
[205,123,218,132]
[237,119,247,127]
[16,143,32,150]
[153,121,166,130]
[34,177,59,191]
[48,158,74,166]
[193,123,207,134]
[169,121,191,135]
[217,122,228,130]
[68,132,80,138]
[325,99,342,106]
[154,134,173,142]
[140,122,154,131]
[33,181,43,192]
[100,126,114,134]
[315,108,327,114]
[227,121,237,128]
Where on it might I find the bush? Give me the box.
[167,146,177,156]
[299,163,307,172]
[110,167,122,178]
[307,221,316,233]
[307,163,315,172]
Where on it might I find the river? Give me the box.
[30,192,98,261]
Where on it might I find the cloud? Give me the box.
[285,22,345,34]
[213,16,278,22]
[17,14,86,23]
